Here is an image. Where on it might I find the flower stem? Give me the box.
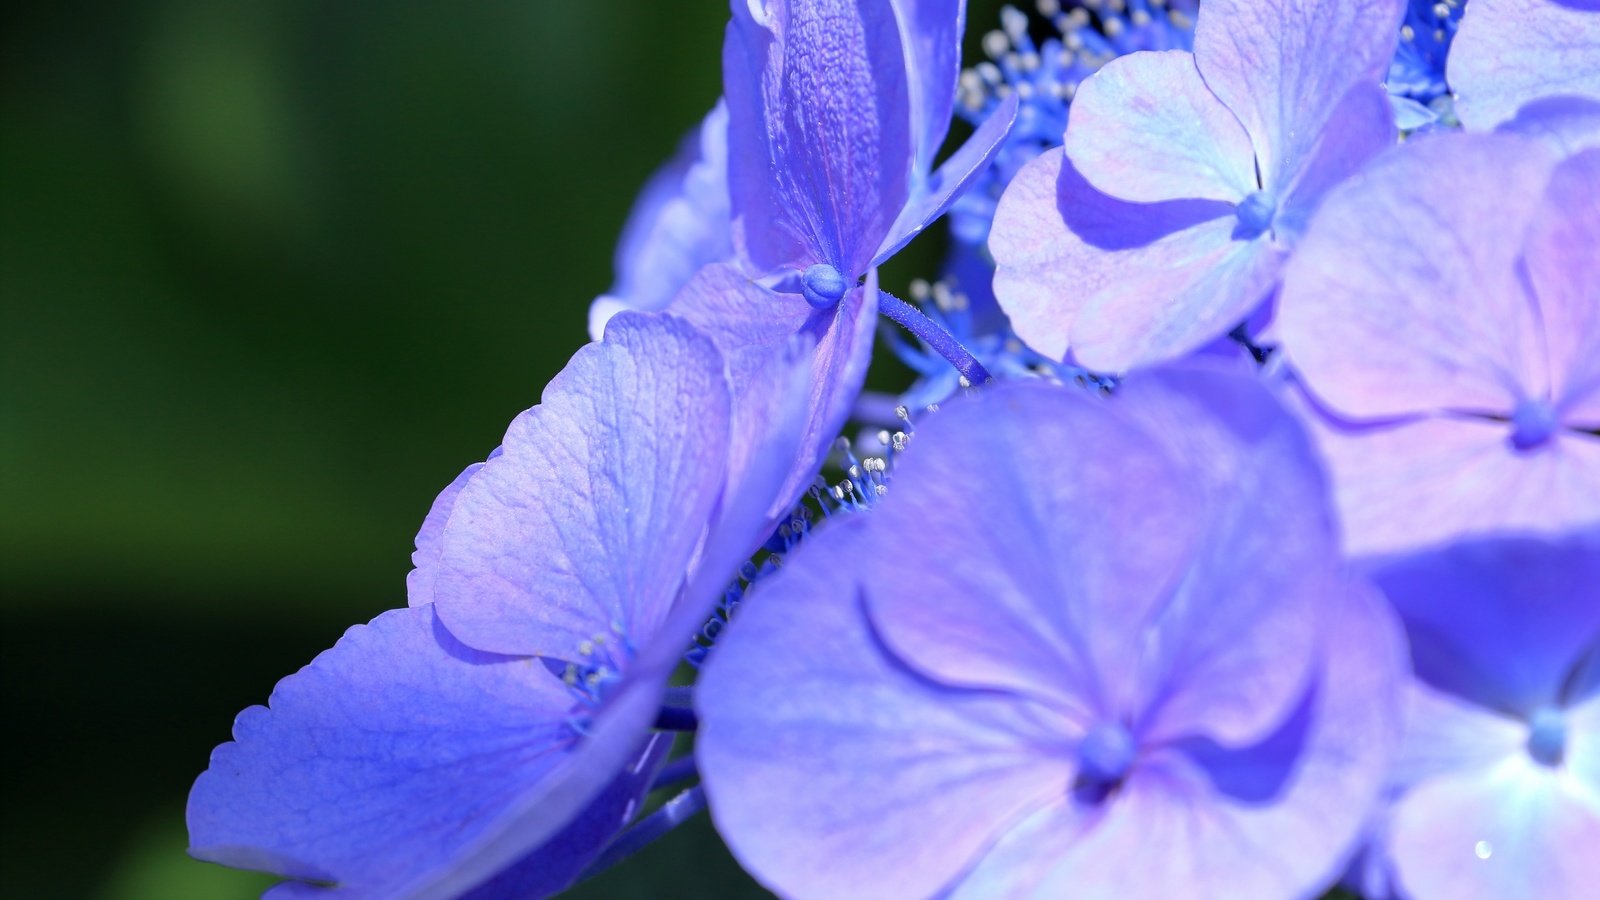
[878,292,991,385]
[578,786,707,882]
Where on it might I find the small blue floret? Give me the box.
[1527,707,1566,766]
[1509,398,1559,451]
[1077,722,1137,787]
[801,263,849,309]
[1234,191,1277,238]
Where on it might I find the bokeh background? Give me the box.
[1,0,1006,896]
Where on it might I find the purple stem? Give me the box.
[878,292,991,385]
[578,785,707,883]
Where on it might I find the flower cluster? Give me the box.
[188,1,1600,898]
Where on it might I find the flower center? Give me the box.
[1077,722,1137,786]
[1509,398,1559,451]
[1234,190,1277,238]
[800,263,849,309]
[1527,706,1566,767]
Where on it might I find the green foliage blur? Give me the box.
[1,0,1001,896]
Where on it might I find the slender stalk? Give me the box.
[650,755,699,792]
[878,292,992,386]
[577,786,708,883]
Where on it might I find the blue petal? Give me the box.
[890,0,965,173]
[433,312,731,659]
[724,0,913,276]
[188,606,669,898]
[406,459,487,608]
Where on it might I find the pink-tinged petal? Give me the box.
[1277,133,1557,419]
[672,262,878,513]
[188,606,670,899]
[433,313,730,658]
[952,575,1407,900]
[860,382,1203,725]
[989,149,1233,363]
[1389,758,1600,900]
[1296,407,1600,558]
[890,0,965,172]
[871,93,1018,267]
[406,460,486,608]
[1449,0,1600,131]
[724,0,912,275]
[1525,149,1600,426]
[1193,0,1404,191]
[1065,50,1257,204]
[696,517,1072,900]
[1365,531,1600,717]
[1276,81,1398,239]
[588,103,732,339]
[1071,220,1284,373]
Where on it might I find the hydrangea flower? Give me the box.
[990,0,1404,373]
[1365,531,1600,900]
[188,314,810,897]
[697,365,1406,899]
[1385,0,1464,127]
[1274,135,1600,557]
[1448,0,1600,132]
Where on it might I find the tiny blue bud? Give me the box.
[800,263,849,309]
[1527,707,1565,766]
[1077,722,1137,786]
[1509,398,1559,450]
[1234,190,1277,238]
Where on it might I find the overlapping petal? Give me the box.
[1527,150,1600,424]
[890,0,965,173]
[1449,0,1600,131]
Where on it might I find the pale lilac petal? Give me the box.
[1193,0,1404,190]
[724,0,912,275]
[696,517,1072,900]
[672,262,878,511]
[1570,693,1600,797]
[952,575,1407,900]
[865,370,1328,748]
[989,149,1231,363]
[406,460,486,608]
[1064,50,1256,204]
[871,93,1018,266]
[1277,133,1557,419]
[890,0,964,172]
[1449,0,1600,131]
[1525,150,1600,425]
[188,606,668,899]
[1497,95,1600,155]
[1276,81,1398,239]
[1071,220,1284,373]
[1389,760,1600,900]
[588,103,732,339]
[1365,531,1600,716]
[433,313,730,658]
[1391,682,1528,794]
[1296,405,1600,557]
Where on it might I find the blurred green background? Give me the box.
[0,0,999,896]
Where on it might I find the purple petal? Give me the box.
[1389,763,1600,900]
[696,517,1072,900]
[1364,531,1600,718]
[588,103,732,339]
[1275,81,1398,239]
[890,0,965,172]
[950,570,1407,899]
[1064,50,1256,204]
[723,0,912,276]
[1526,149,1600,426]
[1292,402,1600,557]
[1192,0,1404,191]
[871,92,1018,267]
[406,460,486,608]
[1497,95,1600,155]
[433,313,730,658]
[1070,220,1284,373]
[1391,681,1527,792]
[1276,133,1557,420]
[1449,0,1600,131]
[671,262,878,513]
[864,369,1329,748]
[989,149,1232,363]
[188,606,669,898]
